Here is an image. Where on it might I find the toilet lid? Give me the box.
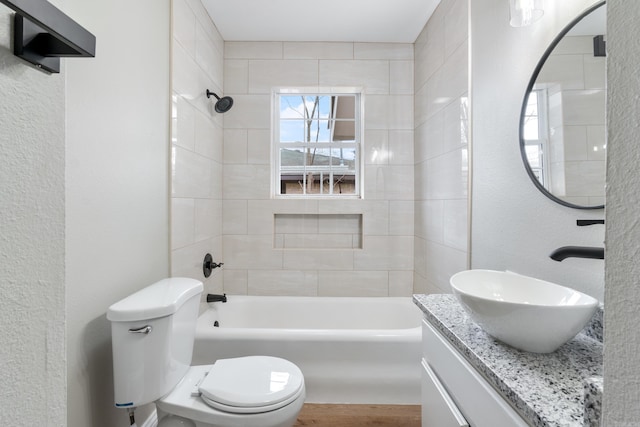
[199,356,304,414]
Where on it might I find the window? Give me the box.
[523,89,549,186]
[273,90,361,197]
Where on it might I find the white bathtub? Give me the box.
[193,295,422,404]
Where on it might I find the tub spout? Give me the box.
[207,293,227,303]
[549,246,604,262]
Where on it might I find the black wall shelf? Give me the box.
[0,0,96,73]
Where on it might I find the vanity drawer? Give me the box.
[421,359,469,427]
[422,319,530,427]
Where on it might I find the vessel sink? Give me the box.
[450,270,599,353]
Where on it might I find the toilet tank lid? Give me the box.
[107,278,203,322]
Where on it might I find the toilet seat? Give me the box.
[198,356,305,414]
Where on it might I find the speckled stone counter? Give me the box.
[413,294,603,427]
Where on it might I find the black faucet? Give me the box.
[206,293,227,303]
[549,246,604,261]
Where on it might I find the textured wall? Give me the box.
[170,0,225,296]
[65,1,170,426]
[221,42,415,297]
[0,5,66,426]
[603,1,640,423]
[470,0,605,300]
[413,0,470,294]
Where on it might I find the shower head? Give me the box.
[206,90,234,113]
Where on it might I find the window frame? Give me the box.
[271,88,364,199]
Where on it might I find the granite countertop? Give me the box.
[413,294,603,427]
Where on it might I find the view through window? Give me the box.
[274,91,361,197]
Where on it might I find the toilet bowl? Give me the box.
[156,359,305,427]
[107,278,305,427]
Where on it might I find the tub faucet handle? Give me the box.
[203,253,223,278]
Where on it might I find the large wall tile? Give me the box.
[284,42,354,59]
[224,60,249,94]
[173,0,196,57]
[172,146,213,198]
[389,130,414,165]
[223,200,248,235]
[354,43,414,60]
[225,42,283,59]
[247,130,271,164]
[389,201,415,236]
[223,164,271,200]
[391,60,414,95]
[223,235,283,269]
[174,95,196,151]
[414,0,469,296]
[355,236,414,271]
[224,129,248,164]
[283,249,355,271]
[248,270,318,296]
[318,270,389,296]
[172,198,195,250]
[248,60,319,94]
[320,60,390,94]
[222,95,271,129]
[389,270,414,296]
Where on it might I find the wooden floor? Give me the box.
[293,404,421,427]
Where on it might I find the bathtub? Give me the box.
[192,295,423,404]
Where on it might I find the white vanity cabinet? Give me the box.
[421,319,530,427]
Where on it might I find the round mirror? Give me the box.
[520,1,606,209]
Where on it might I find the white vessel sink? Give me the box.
[450,270,599,353]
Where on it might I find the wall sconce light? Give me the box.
[509,0,544,27]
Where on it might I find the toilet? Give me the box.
[107,278,305,427]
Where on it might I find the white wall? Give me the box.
[603,1,640,423]
[0,4,66,425]
[470,0,605,301]
[414,0,470,294]
[170,0,225,296]
[65,1,170,426]
[221,42,415,297]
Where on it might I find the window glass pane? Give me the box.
[333,95,356,120]
[276,91,360,197]
[306,148,332,168]
[280,147,305,169]
[525,145,542,168]
[315,96,331,120]
[280,96,306,119]
[332,173,356,195]
[331,147,356,169]
[306,120,331,142]
[523,117,539,140]
[280,120,305,142]
[331,120,355,142]
[526,92,538,116]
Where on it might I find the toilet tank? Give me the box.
[107,278,203,408]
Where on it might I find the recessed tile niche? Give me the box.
[274,214,363,249]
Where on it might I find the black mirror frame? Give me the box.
[519,0,606,210]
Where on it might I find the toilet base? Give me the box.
[156,365,305,427]
[157,405,302,427]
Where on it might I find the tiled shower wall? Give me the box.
[538,35,606,207]
[414,0,470,293]
[170,0,225,293]
[221,42,415,296]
